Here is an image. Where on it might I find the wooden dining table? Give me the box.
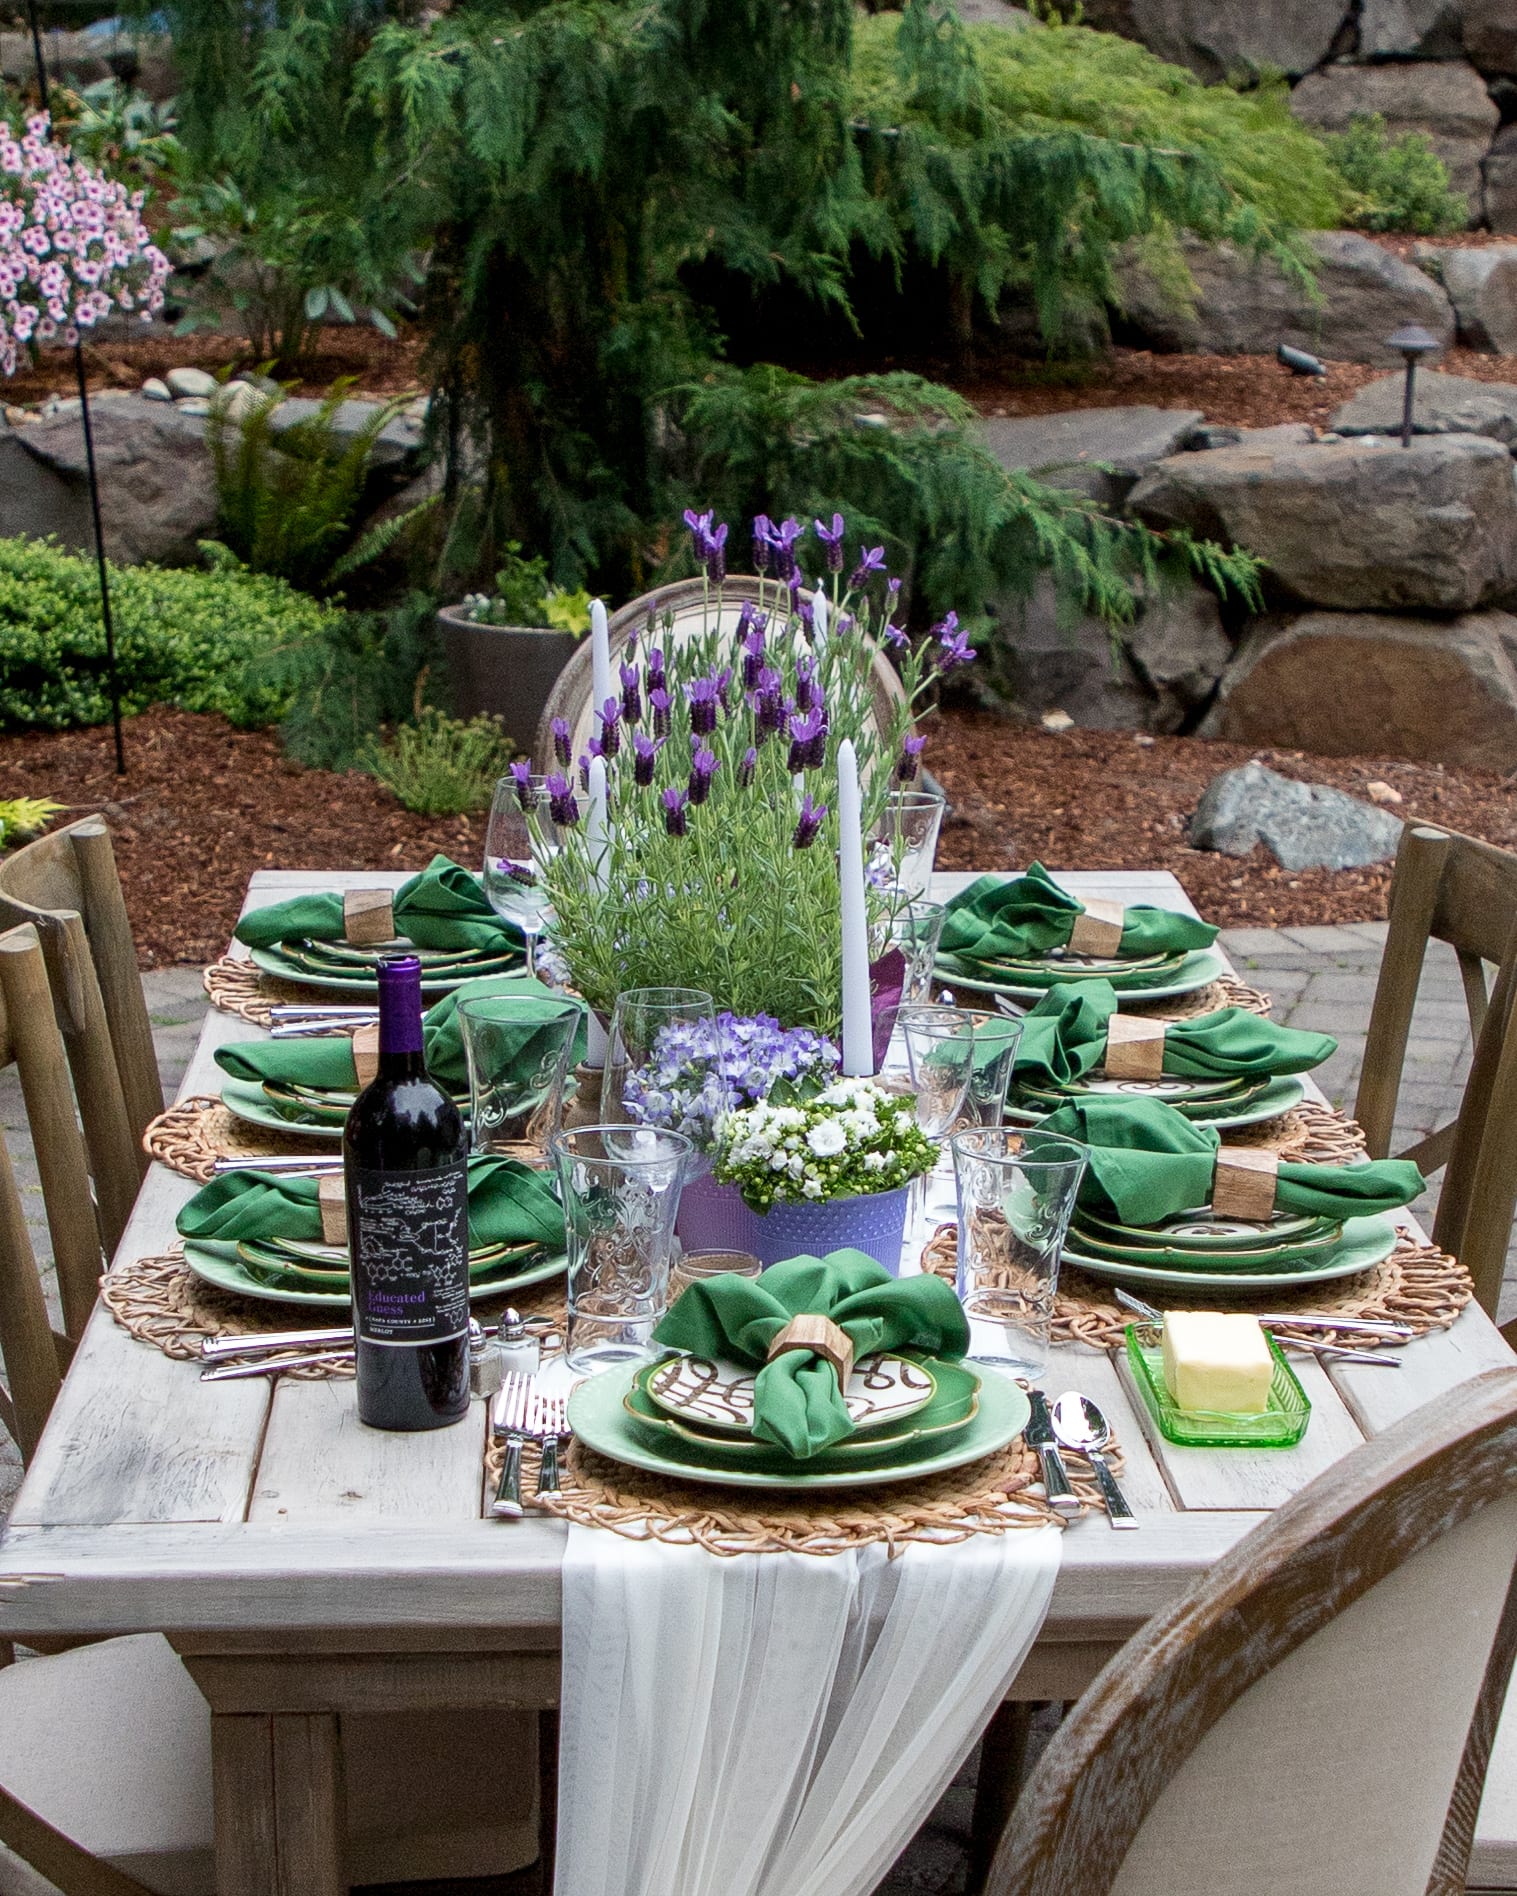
[1,865,1512,1895]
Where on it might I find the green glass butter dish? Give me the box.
[1124,1322,1311,1448]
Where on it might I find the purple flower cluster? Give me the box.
[683,509,728,583]
[622,1010,841,1152]
[0,113,169,376]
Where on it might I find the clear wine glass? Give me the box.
[604,988,721,1155]
[898,1002,976,1223]
[483,774,557,978]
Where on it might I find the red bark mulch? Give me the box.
[3,707,1515,966]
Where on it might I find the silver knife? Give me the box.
[1025,1388,1080,1514]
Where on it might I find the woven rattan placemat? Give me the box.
[203,955,343,1030]
[143,1095,335,1181]
[1127,975,1272,1022]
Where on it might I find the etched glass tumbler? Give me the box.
[459,995,583,1160]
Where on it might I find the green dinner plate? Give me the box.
[183,1238,566,1309]
[936,949,1227,1006]
[623,1356,982,1464]
[1077,1204,1337,1252]
[1005,1076,1304,1134]
[219,1077,346,1141]
[569,1358,1031,1491]
[974,949,1182,979]
[1060,1213,1400,1294]
[1064,1218,1347,1272]
[248,943,523,998]
[235,1236,547,1286]
[1026,1071,1250,1105]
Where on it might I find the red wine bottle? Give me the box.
[344,953,470,1431]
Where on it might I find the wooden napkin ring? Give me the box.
[1213,1148,1279,1220]
[351,1021,380,1088]
[1068,896,1125,956]
[1104,1014,1166,1079]
[318,1174,348,1248]
[766,1314,855,1395]
[343,888,396,945]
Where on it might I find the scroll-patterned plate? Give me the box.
[647,1349,936,1436]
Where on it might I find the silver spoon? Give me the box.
[1051,1393,1138,1530]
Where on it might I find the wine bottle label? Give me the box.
[350,1163,469,1346]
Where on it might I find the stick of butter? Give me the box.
[1161,1312,1274,1415]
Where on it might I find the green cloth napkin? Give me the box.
[176,1154,565,1252]
[940,863,1218,963]
[652,1249,970,1459]
[1014,979,1335,1090]
[214,976,587,1093]
[1033,1097,1424,1228]
[233,856,520,953]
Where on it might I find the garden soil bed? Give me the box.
[2,708,1513,967]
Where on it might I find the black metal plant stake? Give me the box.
[25,0,127,774]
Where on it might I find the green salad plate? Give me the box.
[569,1357,1030,1491]
[936,948,1227,1006]
[182,1238,566,1310]
[1060,1212,1400,1295]
[1005,1075,1303,1133]
[249,941,522,998]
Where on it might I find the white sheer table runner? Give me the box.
[555,1521,1060,1896]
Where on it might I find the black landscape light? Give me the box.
[1276,343,1326,378]
[1385,324,1440,450]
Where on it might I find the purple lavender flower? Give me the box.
[898,732,927,783]
[847,546,886,589]
[794,655,818,714]
[753,668,785,742]
[738,745,757,788]
[647,646,667,694]
[796,596,814,638]
[686,675,720,737]
[633,731,662,787]
[508,759,535,811]
[650,687,672,740]
[933,612,977,673]
[597,697,622,759]
[715,665,734,710]
[625,628,638,660]
[662,786,690,838]
[752,515,774,574]
[620,661,642,726]
[546,772,580,827]
[768,516,804,583]
[814,513,845,574]
[551,716,572,767]
[887,576,903,608]
[688,744,719,805]
[792,793,827,850]
[682,507,714,564]
[740,619,767,688]
[881,621,908,650]
[704,520,728,585]
[787,709,826,775]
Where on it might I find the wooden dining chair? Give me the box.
[980,1365,1517,1896]
[0,815,162,1255]
[0,923,105,1467]
[533,574,909,769]
[1353,824,1517,1317]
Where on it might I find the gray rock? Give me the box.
[1189,761,1403,871]
[980,405,1204,508]
[175,398,212,418]
[4,398,218,566]
[1356,0,1467,59]
[1289,62,1497,211]
[1466,0,1517,76]
[1330,369,1517,447]
[1414,244,1517,353]
[165,366,219,400]
[140,377,173,403]
[211,381,274,426]
[1185,423,1317,451]
[1203,609,1517,769]
[989,576,1230,732]
[1114,231,1455,367]
[1125,0,1345,80]
[1488,133,1517,234]
[1127,433,1517,612]
[264,397,426,475]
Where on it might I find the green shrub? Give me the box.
[1324,113,1466,235]
[363,708,513,816]
[0,798,65,850]
[0,537,338,731]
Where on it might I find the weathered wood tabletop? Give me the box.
[1,867,1511,1892]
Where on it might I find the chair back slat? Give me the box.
[1356,826,1450,1160]
[1442,935,1517,1316]
[989,1369,1517,1896]
[68,820,164,1144]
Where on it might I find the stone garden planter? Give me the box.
[435,604,579,760]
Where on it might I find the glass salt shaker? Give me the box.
[468,1318,503,1400]
[497,1306,541,1379]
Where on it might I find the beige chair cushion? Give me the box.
[1111,1491,1517,1896]
[0,1635,538,1893]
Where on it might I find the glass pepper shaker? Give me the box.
[497,1307,541,1379]
[468,1318,503,1400]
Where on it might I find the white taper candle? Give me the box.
[836,738,873,1077]
[590,598,613,739]
[812,585,829,645]
[587,753,609,894]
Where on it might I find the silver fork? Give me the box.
[490,1373,533,1519]
[533,1391,569,1499]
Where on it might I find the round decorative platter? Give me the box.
[646,1349,936,1435]
[569,1358,1031,1491]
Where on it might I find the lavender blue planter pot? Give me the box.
[676,1176,911,1274]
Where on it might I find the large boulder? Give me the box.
[1414,245,1517,353]
[1466,0,1517,77]
[1,396,218,567]
[990,576,1230,733]
[1202,609,1517,768]
[1329,368,1517,447]
[1288,62,1498,212]
[980,405,1204,508]
[1124,0,1346,80]
[1114,232,1455,366]
[1488,130,1517,235]
[1356,0,1468,60]
[1128,434,1517,612]
[1189,761,1403,870]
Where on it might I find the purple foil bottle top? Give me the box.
[376,953,425,1056]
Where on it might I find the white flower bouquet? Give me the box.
[712,1077,935,1212]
